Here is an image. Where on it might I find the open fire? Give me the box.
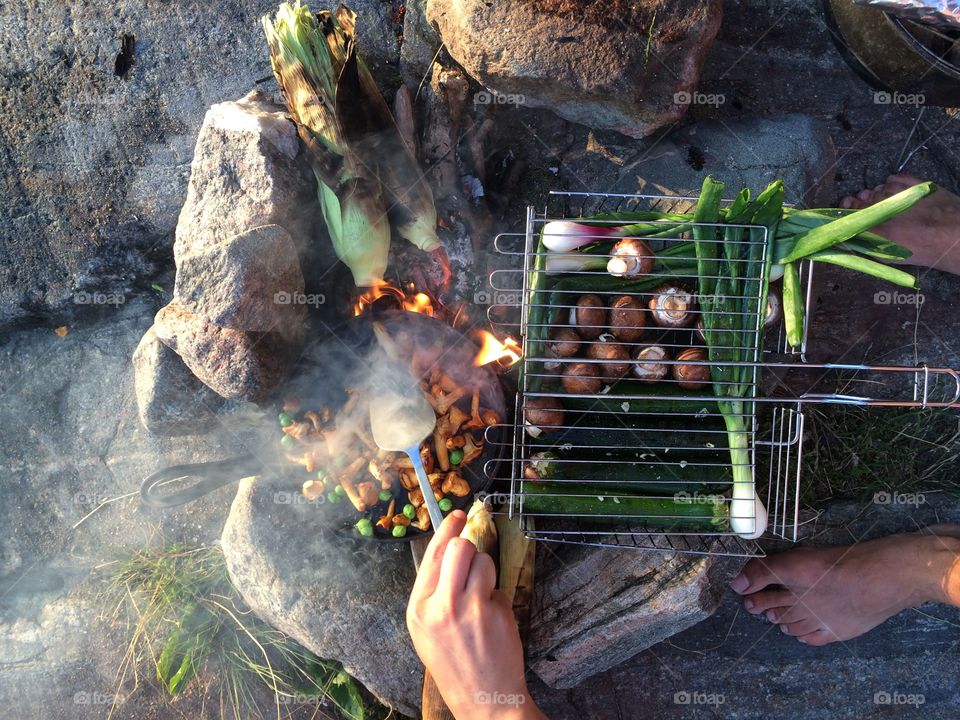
[353,280,521,368]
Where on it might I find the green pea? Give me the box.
[327,491,342,504]
[355,518,374,537]
[316,470,329,485]
[449,448,464,465]
[403,503,416,519]
[391,524,408,538]
[333,484,345,497]
[438,497,453,512]
[280,435,296,450]
[278,412,294,428]
[378,489,393,502]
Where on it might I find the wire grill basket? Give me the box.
[485,190,960,557]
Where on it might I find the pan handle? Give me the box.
[140,454,263,509]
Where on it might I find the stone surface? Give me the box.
[220,476,422,717]
[173,91,318,263]
[154,301,296,401]
[427,0,723,139]
[528,542,741,688]
[132,325,225,435]
[0,2,397,324]
[173,224,306,333]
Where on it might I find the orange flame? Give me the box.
[473,330,522,368]
[354,280,435,317]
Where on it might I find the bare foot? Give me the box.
[730,531,960,646]
[839,173,960,275]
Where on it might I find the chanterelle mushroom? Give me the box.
[441,470,470,497]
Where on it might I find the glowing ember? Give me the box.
[473,330,522,367]
[354,280,436,317]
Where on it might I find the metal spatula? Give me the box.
[369,383,445,531]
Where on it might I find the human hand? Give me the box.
[406,510,546,720]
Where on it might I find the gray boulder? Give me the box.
[132,325,225,435]
[173,224,306,333]
[220,477,422,717]
[173,92,317,262]
[154,302,297,401]
[426,0,723,138]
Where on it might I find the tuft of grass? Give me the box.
[801,406,960,506]
[100,544,392,720]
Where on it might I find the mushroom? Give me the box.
[523,397,565,433]
[648,284,696,328]
[570,294,607,340]
[376,499,397,530]
[632,344,670,382]
[302,479,324,501]
[586,340,631,379]
[461,434,484,465]
[561,362,603,395]
[547,327,581,358]
[481,409,500,426]
[448,405,470,434]
[442,470,471,497]
[608,294,646,342]
[356,481,379,508]
[672,347,711,389]
[607,237,655,278]
[412,505,431,531]
[399,469,418,491]
[446,435,466,449]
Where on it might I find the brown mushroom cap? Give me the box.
[649,284,696,328]
[608,295,646,342]
[547,327,582,358]
[607,238,655,278]
[561,362,603,395]
[523,396,565,431]
[672,347,711,389]
[632,344,670,382]
[586,341,631,379]
[572,294,607,339]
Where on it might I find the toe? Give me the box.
[780,618,821,637]
[743,589,795,614]
[857,188,874,202]
[796,629,836,646]
[839,196,857,209]
[730,558,780,594]
[767,602,811,624]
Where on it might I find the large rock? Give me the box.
[154,302,296,401]
[173,224,306,333]
[173,92,318,263]
[0,2,396,324]
[132,325,225,435]
[426,0,722,138]
[220,477,422,716]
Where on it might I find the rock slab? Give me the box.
[132,325,224,435]
[427,0,723,138]
[220,477,423,717]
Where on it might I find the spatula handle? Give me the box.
[409,444,444,530]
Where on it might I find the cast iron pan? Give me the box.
[140,311,507,542]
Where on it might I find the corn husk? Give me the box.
[460,498,499,561]
[262,2,440,287]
